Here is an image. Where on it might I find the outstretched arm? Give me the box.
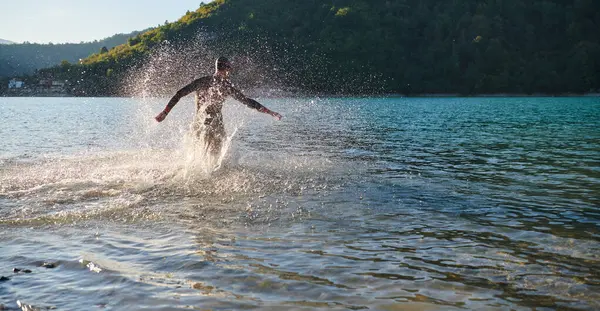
[155,78,206,122]
[230,87,282,120]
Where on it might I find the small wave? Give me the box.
[0,142,341,226]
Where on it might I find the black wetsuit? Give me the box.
[165,75,265,153]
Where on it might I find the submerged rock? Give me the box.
[17,300,37,311]
[0,276,9,282]
[13,268,32,273]
[41,262,57,269]
[16,300,56,311]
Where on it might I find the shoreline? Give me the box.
[1,92,599,99]
[403,93,600,98]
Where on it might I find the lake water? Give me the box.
[0,96,599,310]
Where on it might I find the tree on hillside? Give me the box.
[23,0,600,95]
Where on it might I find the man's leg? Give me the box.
[204,129,222,157]
[203,120,225,158]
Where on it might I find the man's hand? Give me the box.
[155,111,168,122]
[259,107,282,120]
[271,111,282,121]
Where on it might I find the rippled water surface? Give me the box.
[1,96,599,310]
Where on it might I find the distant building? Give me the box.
[8,78,24,89]
[39,79,52,87]
[50,80,65,91]
[38,79,67,93]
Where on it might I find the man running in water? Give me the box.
[154,57,282,156]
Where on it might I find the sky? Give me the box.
[0,0,208,44]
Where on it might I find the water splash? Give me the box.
[115,32,284,176]
[120,32,287,99]
[179,121,240,178]
[0,34,348,226]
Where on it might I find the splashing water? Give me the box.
[121,32,287,99]
[0,94,330,227]
[0,32,319,227]
[115,33,282,177]
[179,120,240,178]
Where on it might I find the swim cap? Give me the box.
[215,57,232,71]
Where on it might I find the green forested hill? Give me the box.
[29,0,600,95]
[0,30,148,77]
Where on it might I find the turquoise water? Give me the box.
[0,96,599,310]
